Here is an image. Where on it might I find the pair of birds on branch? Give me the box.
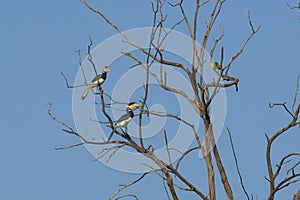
[80,61,225,140]
[81,66,139,140]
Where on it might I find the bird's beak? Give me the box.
[126,103,139,109]
[133,103,139,108]
[104,67,110,72]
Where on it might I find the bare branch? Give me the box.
[115,194,139,200]
[227,128,251,200]
[55,142,85,150]
[137,2,161,148]
[81,0,190,76]
[91,144,126,163]
[47,101,74,132]
[287,2,300,9]
[143,109,203,150]
[109,172,150,200]
[210,25,225,60]
[266,87,300,200]
[60,72,87,88]
[87,36,98,75]
[47,100,130,149]
[164,130,173,166]
[75,49,87,84]
[292,74,300,113]
[175,146,201,170]
[276,176,300,192]
[165,0,193,38]
[224,10,261,75]
[269,102,294,118]
[122,50,201,116]
[162,171,171,200]
[274,153,300,180]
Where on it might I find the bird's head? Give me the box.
[126,102,139,110]
[103,66,110,73]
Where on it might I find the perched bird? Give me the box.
[210,61,222,71]
[108,102,139,141]
[81,66,110,100]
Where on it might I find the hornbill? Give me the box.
[81,66,110,100]
[107,102,139,141]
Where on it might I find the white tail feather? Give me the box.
[81,85,93,100]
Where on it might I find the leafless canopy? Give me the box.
[265,75,300,200]
[48,1,299,200]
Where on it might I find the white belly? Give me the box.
[93,78,104,85]
[116,118,132,127]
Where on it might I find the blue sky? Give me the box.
[0,0,299,199]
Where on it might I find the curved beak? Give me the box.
[103,66,110,72]
[126,103,139,110]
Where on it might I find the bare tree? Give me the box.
[265,76,300,200]
[48,0,299,199]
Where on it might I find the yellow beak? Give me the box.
[126,103,139,110]
[103,66,110,72]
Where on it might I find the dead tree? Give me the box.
[265,76,300,200]
[46,0,281,199]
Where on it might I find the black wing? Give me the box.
[116,113,131,124]
[91,74,101,83]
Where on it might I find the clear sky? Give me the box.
[0,0,299,199]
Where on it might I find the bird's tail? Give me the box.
[81,85,92,100]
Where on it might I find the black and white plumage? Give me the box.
[108,102,139,141]
[114,108,134,128]
[81,66,110,100]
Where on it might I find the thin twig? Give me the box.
[60,72,87,88]
[224,10,261,75]
[75,49,87,84]
[87,36,98,75]
[109,172,150,200]
[227,128,250,200]
[292,74,300,113]
[164,130,173,166]
[115,194,139,200]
